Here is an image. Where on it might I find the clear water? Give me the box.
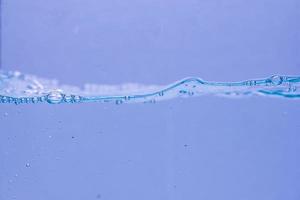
[1,71,299,105]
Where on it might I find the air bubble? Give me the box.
[72,95,82,103]
[270,75,283,85]
[144,99,156,104]
[46,90,64,104]
[64,95,73,103]
[158,91,164,96]
[1,71,300,104]
[246,80,256,86]
[32,97,39,103]
[124,96,131,101]
[115,100,123,105]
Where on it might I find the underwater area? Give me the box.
[1,0,300,200]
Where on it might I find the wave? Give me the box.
[0,71,299,105]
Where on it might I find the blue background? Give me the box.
[1,0,300,199]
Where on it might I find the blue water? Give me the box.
[0,71,299,105]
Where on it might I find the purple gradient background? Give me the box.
[1,0,300,200]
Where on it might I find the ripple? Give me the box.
[0,71,299,105]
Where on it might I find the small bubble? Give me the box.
[144,99,156,104]
[288,84,297,92]
[179,90,187,94]
[39,96,47,102]
[14,99,21,105]
[47,90,64,104]
[188,91,194,96]
[4,112,8,117]
[270,75,283,85]
[72,95,81,103]
[115,100,123,105]
[158,91,164,96]
[246,80,256,86]
[25,163,30,168]
[124,96,131,101]
[64,95,72,103]
[32,97,39,103]
[0,96,7,103]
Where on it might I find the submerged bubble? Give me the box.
[144,99,156,104]
[115,99,123,105]
[270,75,283,85]
[124,95,131,101]
[46,90,64,104]
[246,80,256,86]
[32,97,39,103]
[72,95,82,103]
[179,90,187,94]
[158,91,164,96]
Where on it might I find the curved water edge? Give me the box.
[0,71,300,105]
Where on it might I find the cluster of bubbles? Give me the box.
[0,91,82,105]
[1,72,300,105]
[46,90,82,104]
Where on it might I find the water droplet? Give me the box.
[270,75,283,85]
[47,90,64,104]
